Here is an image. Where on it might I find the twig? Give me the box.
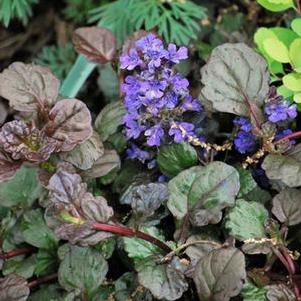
[28,273,57,289]
[0,247,35,260]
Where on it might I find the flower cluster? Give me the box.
[120,33,201,163]
[233,88,297,154]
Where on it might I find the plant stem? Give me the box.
[91,223,172,253]
[0,247,35,260]
[274,131,301,145]
[28,273,57,289]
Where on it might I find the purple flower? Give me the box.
[264,100,297,123]
[145,125,164,146]
[126,144,151,162]
[234,130,256,154]
[162,92,179,109]
[169,122,195,143]
[147,159,157,169]
[166,44,188,63]
[122,76,141,96]
[135,33,159,52]
[143,80,167,99]
[233,117,253,132]
[124,115,145,139]
[171,74,189,95]
[120,49,142,70]
[158,174,168,182]
[181,95,201,112]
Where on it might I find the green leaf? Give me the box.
[137,256,188,301]
[289,39,301,72]
[237,167,257,197]
[292,18,301,36]
[277,85,294,98]
[201,43,269,117]
[35,249,58,276]
[283,73,301,92]
[241,282,267,301]
[256,0,294,12]
[21,209,58,250]
[28,284,62,301]
[188,161,240,226]
[263,38,290,63]
[272,188,301,226]
[58,244,108,299]
[3,255,36,279]
[270,27,298,47]
[123,226,164,261]
[167,166,203,220]
[157,142,198,178]
[225,199,269,240]
[94,101,126,141]
[0,165,42,207]
[294,93,301,103]
[262,144,301,187]
[193,247,246,301]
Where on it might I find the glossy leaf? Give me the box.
[0,62,59,113]
[225,199,269,240]
[73,27,116,63]
[272,188,301,226]
[201,43,269,117]
[193,247,246,301]
[157,142,198,178]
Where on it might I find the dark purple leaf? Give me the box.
[265,284,296,301]
[73,27,116,63]
[0,62,59,113]
[0,151,21,183]
[0,274,29,301]
[45,98,93,152]
[0,120,58,162]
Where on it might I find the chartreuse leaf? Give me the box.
[157,142,198,178]
[193,247,246,301]
[123,226,164,260]
[283,73,301,92]
[21,209,58,250]
[277,85,294,98]
[294,93,301,103]
[270,27,298,47]
[58,244,108,299]
[289,39,301,72]
[256,0,294,12]
[241,282,267,301]
[272,188,301,226]
[225,199,269,241]
[291,18,301,36]
[167,166,204,220]
[0,165,42,208]
[263,38,290,63]
[188,162,240,226]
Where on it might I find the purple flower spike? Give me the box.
[169,122,195,143]
[126,144,151,163]
[234,130,256,154]
[120,49,142,70]
[145,125,164,146]
[166,44,188,63]
[264,100,297,123]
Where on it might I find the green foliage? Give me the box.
[34,43,77,81]
[89,0,206,45]
[254,19,301,104]
[256,0,294,12]
[0,0,38,27]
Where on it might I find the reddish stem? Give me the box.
[274,131,301,145]
[28,273,57,289]
[0,247,35,260]
[91,223,172,253]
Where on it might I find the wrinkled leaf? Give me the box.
[94,101,126,141]
[188,161,240,226]
[262,144,301,187]
[121,182,168,219]
[0,152,21,183]
[3,255,36,279]
[73,27,116,63]
[241,282,267,301]
[0,62,59,113]
[0,100,8,126]
[27,284,62,301]
[225,199,269,241]
[157,142,198,178]
[237,167,258,197]
[272,188,301,226]
[46,98,93,152]
[167,166,203,220]
[58,244,108,299]
[201,43,269,117]
[0,274,29,301]
[265,284,296,301]
[193,247,246,301]
[81,149,120,179]
[0,165,42,207]
[137,256,188,301]
[60,132,104,170]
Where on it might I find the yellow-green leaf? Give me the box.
[283,73,301,92]
[263,38,290,63]
[291,18,301,37]
[289,39,301,72]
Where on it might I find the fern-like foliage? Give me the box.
[0,0,38,27]
[63,0,107,24]
[34,43,77,81]
[89,0,206,45]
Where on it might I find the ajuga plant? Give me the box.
[254,0,301,105]
[0,0,38,27]
[34,43,77,81]
[2,25,301,301]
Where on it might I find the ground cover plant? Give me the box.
[1,0,301,300]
